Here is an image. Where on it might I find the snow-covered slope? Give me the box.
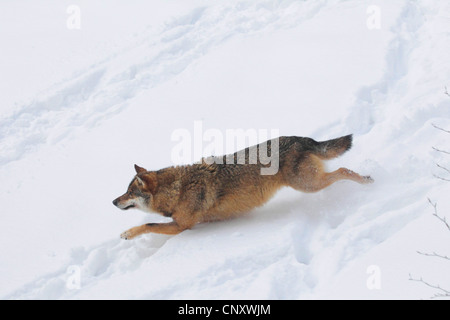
[1,0,450,299]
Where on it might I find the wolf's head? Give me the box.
[112,164,157,212]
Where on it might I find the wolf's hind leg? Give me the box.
[286,154,373,193]
[293,167,373,193]
[326,168,374,186]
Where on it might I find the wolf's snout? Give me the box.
[112,196,135,210]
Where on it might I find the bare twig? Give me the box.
[432,123,450,134]
[433,174,450,182]
[434,163,450,181]
[445,86,450,97]
[414,118,450,299]
[428,198,450,232]
[409,274,450,299]
[417,251,450,261]
[431,119,450,155]
[432,146,450,155]
[436,163,450,175]
[415,200,450,267]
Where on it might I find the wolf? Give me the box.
[113,134,373,239]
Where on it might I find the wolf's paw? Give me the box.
[120,230,133,240]
[363,175,375,184]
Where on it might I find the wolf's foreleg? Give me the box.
[120,221,185,239]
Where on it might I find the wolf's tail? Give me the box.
[313,134,353,160]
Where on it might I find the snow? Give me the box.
[1,0,450,299]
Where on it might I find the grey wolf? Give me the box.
[113,135,373,239]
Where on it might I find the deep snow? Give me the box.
[1,0,450,299]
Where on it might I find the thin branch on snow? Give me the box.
[445,86,450,97]
[416,200,450,262]
[432,146,450,155]
[431,120,450,155]
[411,200,450,299]
[409,274,450,299]
[432,123,450,134]
[433,174,450,182]
[436,163,450,175]
[434,163,450,182]
[416,118,450,299]
[417,251,450,261]
[428,198,450,232]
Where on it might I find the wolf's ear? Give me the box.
[137,172,158,194]
[134,164,147,174]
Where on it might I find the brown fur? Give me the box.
[113,135,373,239]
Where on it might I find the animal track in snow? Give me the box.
[0,1,327,167]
